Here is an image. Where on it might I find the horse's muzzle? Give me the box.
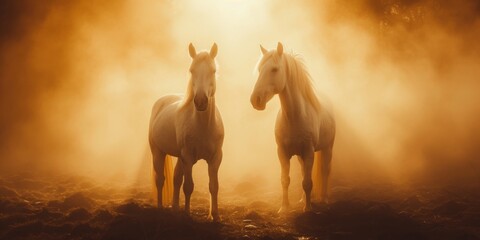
[250,94,266,111]
[194,94,208,111]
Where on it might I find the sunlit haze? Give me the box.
[1,0,480,196]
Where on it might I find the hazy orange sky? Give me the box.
[1,0,479,192]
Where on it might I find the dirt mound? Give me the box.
[62,192,95,210]
[434,200,468,216]
[92,209,114,223]
[65,208,92,222]
[294,201,424,239]
[0,199,33,214]
[0,186,18,198]
[103,208,221,240]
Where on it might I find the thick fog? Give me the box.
[1,0,479,196]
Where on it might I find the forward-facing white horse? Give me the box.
[149,43,224,221]
[250,43,335,213]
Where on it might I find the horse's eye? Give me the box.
[271,68,278,73]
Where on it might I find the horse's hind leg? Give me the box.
[301,150,314,212]
[207,150,222,221]
[278,147,292,214]
[152,150,166,208]
[320,147,332,203]
[297,156,306,203]
[172,158,184,210]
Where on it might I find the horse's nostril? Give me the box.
[256,96,261,106]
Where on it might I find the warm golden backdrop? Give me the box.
[1,0,479,193]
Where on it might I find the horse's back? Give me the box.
[149,95,183,156]
[150,95,182,121]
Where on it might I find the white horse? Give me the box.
[250,42,335,213]
[149,43,224,221]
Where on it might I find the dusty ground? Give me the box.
[0,173,479,240]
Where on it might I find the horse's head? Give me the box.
[250,42,286,111]
[188,43,218,111]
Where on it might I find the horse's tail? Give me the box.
[311,151,322,201]
[162,155,174,206]
[152,155,174,207]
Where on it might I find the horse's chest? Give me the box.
[184,134,214,150]
[277,129,314,152]
[181,130,216,159]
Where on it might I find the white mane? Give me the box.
[258,51,322,112]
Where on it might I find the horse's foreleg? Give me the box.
[153,151,166,208]
[320,148,332,203]
[278,147,291,214]
[182,160,194,214]
[207,150,222,221]
[297,156,306,203]
[301,150,314,212]
[172,159,184,210]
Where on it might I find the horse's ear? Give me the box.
[210,43,218,58]
[277,42,283,56]
[260,44,268,55]
[189,43,196,58]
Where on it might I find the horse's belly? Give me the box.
[152,131,180,156]
[315,127,335,151]
[150,105,181,157]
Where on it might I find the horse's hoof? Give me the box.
[207,214,220,222]
[277,206,290,214]
[303,204,313,212]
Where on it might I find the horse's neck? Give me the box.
[278,77,311,121]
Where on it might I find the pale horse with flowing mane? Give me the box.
[149,43,224,221]
[250,42,335,213]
